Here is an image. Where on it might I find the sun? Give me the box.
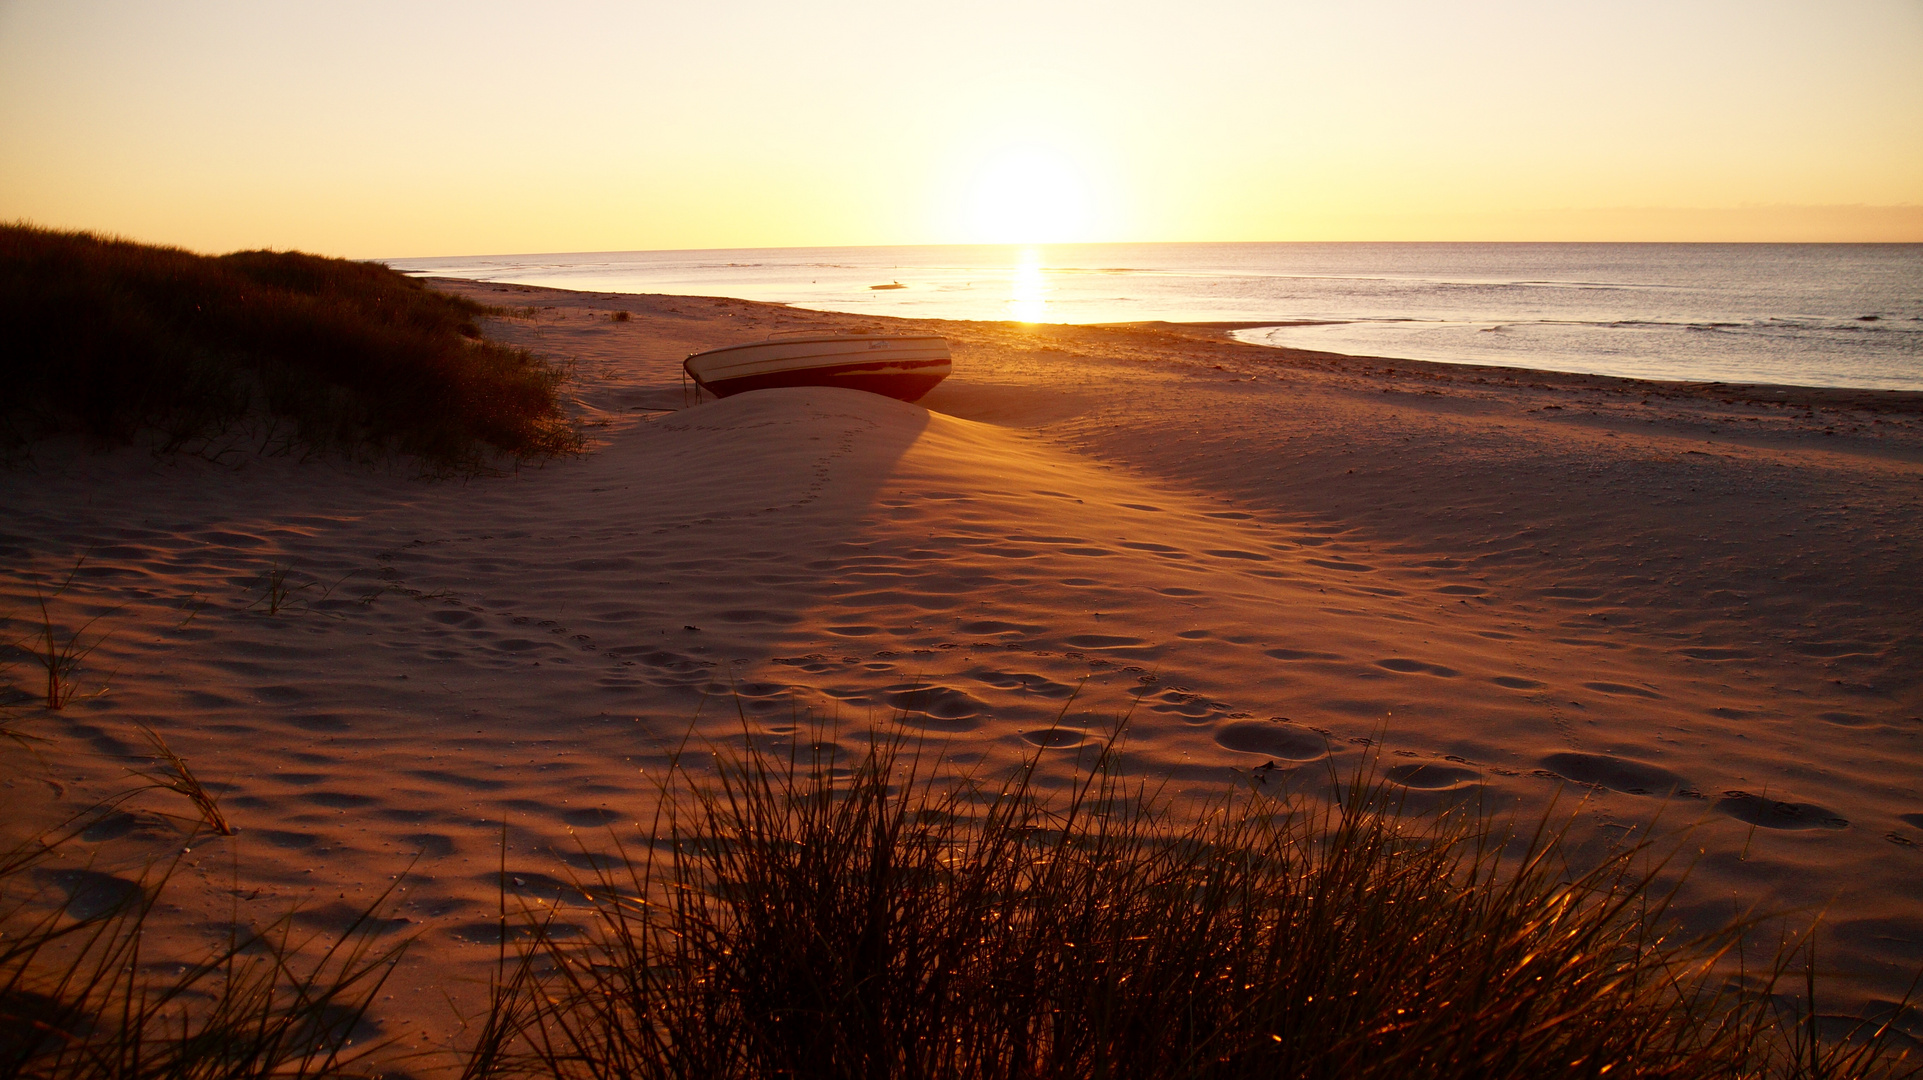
[968,150,1091,244]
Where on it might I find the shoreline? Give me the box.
[1148,318,1923,413]
[5,276,1919,1064]
[388,237,1923,395]
[1138,319,1923,411]
[442,274,1923,405]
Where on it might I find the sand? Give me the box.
[3,278,1920,1060]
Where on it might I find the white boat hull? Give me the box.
[683,335,950,401]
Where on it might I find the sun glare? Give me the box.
[970,151,1090,244]
[1007,247,1050,322]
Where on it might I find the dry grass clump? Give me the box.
[0,222,580,469]
[130,725,236,837]
[467,732,1916,1080]
[0,818,405,1079]
[23,591,113,714]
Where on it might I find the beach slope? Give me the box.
[3,278,1919,1056]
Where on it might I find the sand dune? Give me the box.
[3,278,1919,1058]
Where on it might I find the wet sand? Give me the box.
[4,278,1920,1062]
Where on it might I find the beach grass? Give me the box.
[2,726,1914,1078]
[463,729,1918,1080]
[0,816,406,1079]
[0,222,581,470]
[130,724,236,837]
[13,557,114,712]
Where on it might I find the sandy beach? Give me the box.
[4,278,1920,1060]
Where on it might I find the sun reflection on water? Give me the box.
[1007,247,1050,322]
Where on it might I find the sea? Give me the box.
[387,243,1923,392]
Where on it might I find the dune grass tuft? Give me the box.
[0,817,406,1079]
[0,222,581,470]
[8,556,115,712]
[465,729,1918,1080]
[131,724,237,837]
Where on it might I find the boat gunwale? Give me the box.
[685,333,948,362]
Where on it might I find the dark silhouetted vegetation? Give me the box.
[0,803,405,1080]
[3,723,1914,1078]
[466,730,1918,1080]
[1,223,580,469]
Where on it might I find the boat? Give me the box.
[683,334,951,402]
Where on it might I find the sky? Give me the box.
[2,0,1920,258]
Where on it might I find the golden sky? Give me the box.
[2,0,1919,257]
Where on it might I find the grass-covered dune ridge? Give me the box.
[0,223,580,467]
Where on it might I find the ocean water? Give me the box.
[389,243,1923,391]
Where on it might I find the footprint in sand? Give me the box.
[79,811,172,843]
[881,684,986,730]
[253,828,322,850]
[491,638,553,654]
[969,670,1077,698]
[1385,763,1481,790]
[254,684,309,703]
[181,690,245,708]
[401,832,458,857]
[961,620,1043,637]
[717,609,803,625]
[268,771,328,787]
[38,869,146,919]
[1305,558,1375,572]
[1214,719,1328,761]
[1149,688,1230,721]
[1538,752,1687,795]
[772,654,839,674]
[301,791,381,809]
[1715,792,1848,831]
[407,769,509,791]
[1021,728,1086,748]
[1492,676,1543,690]
[1583,682,1664,699]
[1265,648,1342,661]
[1375,658,1460,677]
[726,682,798,715]
[1063,634,1147,650]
